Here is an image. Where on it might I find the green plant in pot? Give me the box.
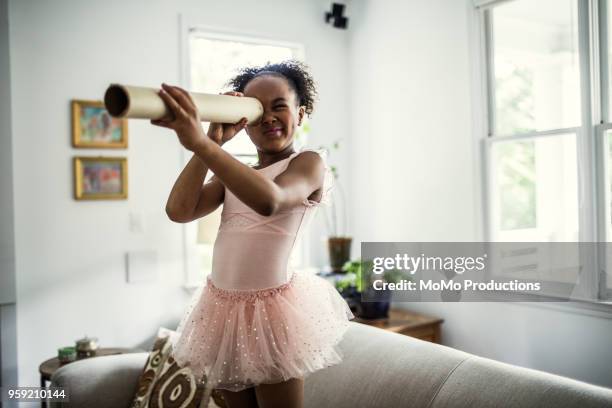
[336,259,408,319]
[318,139,351,272]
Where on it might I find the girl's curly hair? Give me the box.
[225,60,318,116]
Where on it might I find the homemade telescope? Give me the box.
[103,84,264,124]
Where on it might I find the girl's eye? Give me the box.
[273,105,286,109]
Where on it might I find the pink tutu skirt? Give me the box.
[169,268,355,395]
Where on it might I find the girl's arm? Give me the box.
[165,153,224,223]
[159,88,248,223]
[193,141,324,216]
[154,84,324,217]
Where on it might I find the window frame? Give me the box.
[595,0,612,299]
[472,0,612,303]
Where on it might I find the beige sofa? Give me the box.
[50,322,612,407]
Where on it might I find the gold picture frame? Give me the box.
[71,99,128,148]
[73,156,128,200]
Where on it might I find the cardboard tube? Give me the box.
[104,84,264,124]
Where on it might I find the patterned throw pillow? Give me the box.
[130,327,226,408]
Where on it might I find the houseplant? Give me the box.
[335,259,407,319]
[318,139,352,272]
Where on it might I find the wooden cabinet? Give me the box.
[354,308,443,344]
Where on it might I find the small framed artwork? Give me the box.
[71,99,128,148]
[73,156,128,200]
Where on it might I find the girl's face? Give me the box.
[243,75,305,153]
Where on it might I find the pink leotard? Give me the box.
[210,149,332,291]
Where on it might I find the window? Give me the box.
[180,28,308,286]
[475,0,612,300]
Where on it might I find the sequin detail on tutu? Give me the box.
[169,268,354,396]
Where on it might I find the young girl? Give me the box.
[155,60,354,408]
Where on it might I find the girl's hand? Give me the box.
[150,83,210,152]
[207,91,248,146]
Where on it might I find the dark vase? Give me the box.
[328,237,352,272]
[356,288,391,319]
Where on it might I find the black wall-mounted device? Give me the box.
[325,3,348,29]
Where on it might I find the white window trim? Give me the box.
[467,0,612,314]
[179,16,306,92]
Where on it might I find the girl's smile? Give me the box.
[264,127,284,138]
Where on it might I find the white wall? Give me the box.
[348,0,479,246]
[7,0,349,387]
[348,0,612,388]
[1,0,18,392]
[0,0,15,305]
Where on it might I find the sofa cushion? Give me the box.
[50,328,226,408]
[129,327,225,408]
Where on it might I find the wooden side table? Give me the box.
[354,308,444,344]
[39,347,144,408]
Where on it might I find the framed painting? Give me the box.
[71,99,128,148]
[73,156,128,200]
